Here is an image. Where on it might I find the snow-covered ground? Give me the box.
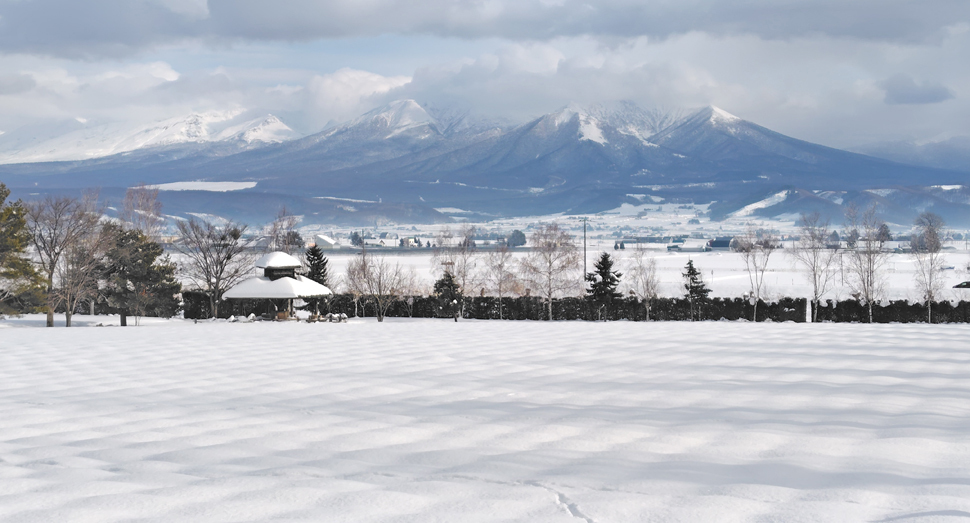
[3,316,970,521]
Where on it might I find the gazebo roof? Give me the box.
[223,275,332,299]
[255,251,302,269]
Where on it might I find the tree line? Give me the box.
[0,181,957,325]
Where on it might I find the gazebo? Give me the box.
[223,252,332,319]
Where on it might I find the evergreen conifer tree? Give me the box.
[0,183,40,310]
[305,245,330,287]
[102,224,181,326]
[433,272,462,321]
[586,252,622,320]
[304,245,330,315]
[683,259,711,321]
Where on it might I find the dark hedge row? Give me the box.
[182,291,808,322]
[61,291,970,324]
[813,299,970,323]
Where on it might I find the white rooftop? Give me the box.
[255,251,302,269]
[223,275,332,299]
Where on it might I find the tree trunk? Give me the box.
[547,298,553,321]
[65,310,72,327]
[753,301,758,322]
[120,310,127,327]
[868,302,873,323]
[928,301,932,324]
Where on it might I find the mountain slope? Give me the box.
[3,100,970,225]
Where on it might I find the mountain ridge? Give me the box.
[3,100,970,226]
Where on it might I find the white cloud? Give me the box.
[0,21,967,151]
[306,68,411,125]
[1,0,968,59]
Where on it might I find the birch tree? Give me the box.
[911,212,946,323]
[627,247,660,320]
[790,212,839,322]
[346,249,408,322]
[735,228,778,322]
[484,243,517,319]
[120,183,164,241]
[520,224,581,320]
[844,203,889,323]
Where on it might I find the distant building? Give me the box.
[677,239,712,252]
[313,234,338,250]
[708,236,734,250]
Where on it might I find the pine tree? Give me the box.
[305,245,330,287]
[102,224,181,326]
[304,245,330,315]
[586,252,622,320]
[683,259,711,321]
[0,183,40,310]
[433,272,462,321]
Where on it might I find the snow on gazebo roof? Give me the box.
[255,251,302,269]
[223,275,332,299]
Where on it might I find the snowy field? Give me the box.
[3,317,970,521]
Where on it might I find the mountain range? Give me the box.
[2,100,970,227]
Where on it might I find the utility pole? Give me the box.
[580,217,589,278]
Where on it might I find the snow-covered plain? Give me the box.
[3,317,970,521]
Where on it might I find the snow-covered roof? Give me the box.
[314,234,337,246]
[223,275,332,299]
[255,251,301,269]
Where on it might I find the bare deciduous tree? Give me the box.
[120,183,163,241]
[266,205,302,254]
[398,266,424,318]
[26,194,103,327]
[56,220,111,327]
[790,212,839,322]
[626,247,661,320]
[484,243,517,319]
[735,228,778,322]
[432,224,480,317]
[346,248,408,322]
[175,218,251,318]
[844,203,890,323]
[911,212,947,323]
[520,223,581,321]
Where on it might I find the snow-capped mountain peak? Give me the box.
[214,115,300,144]
[708,106,741,125]
[345,99,436,138]
[0,110,300,164]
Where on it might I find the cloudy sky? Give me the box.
[0,0,967,148]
